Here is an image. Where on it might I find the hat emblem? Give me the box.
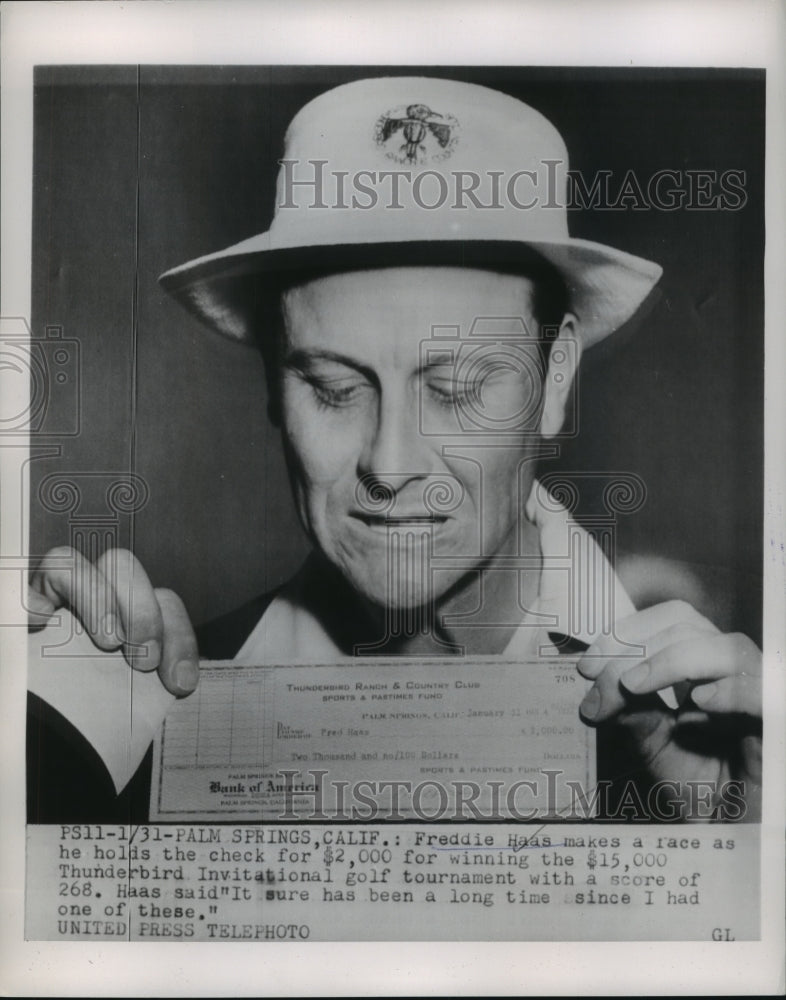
[374,103,459,164]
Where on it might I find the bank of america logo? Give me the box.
[374,103,459,164]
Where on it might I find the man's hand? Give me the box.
[28,546,199,697]
[576,600,762,820]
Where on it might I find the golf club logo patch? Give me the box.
[375,103,459,164]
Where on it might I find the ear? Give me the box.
[539,313,582,439]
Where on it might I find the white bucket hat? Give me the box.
[160,76,662,348]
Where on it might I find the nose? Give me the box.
[357,386,435,493]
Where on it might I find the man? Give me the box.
[27,76,762,821]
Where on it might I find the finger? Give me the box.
[690,672,762,717]
[579,621,714,712]
[579,657,633,725]
[577,600,718,679]
[26,584,56,628]
[577,620,714,681]
[96,548,163,671]
[154,587,199,697]
[30,546,123,649]
[620,632,761,697]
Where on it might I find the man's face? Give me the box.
[278,266,569,609]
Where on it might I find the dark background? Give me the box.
[30,65,764,639]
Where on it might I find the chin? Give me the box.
[348,565,449,613]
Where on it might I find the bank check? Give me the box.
[149,659,595,822]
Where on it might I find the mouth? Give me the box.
[349,511,450,533]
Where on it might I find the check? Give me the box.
[150,658,596,822]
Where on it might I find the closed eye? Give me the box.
[308,376,370,409]
[283,349,377,410]
[427,379,478,408]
